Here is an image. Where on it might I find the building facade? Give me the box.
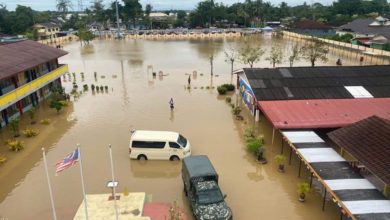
[0,40,68,127]
[33,23,61,40]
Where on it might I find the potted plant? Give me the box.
[274,154,287,172]
[297,182,310,202]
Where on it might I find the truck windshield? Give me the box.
[177,134,187,148]
[196,189,224,205]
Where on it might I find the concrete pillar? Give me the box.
[255,109,259,122]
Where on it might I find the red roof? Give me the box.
[258,98,390,129]
[143,203,187,220]
[0,40,67,80]
[294,19,332,29]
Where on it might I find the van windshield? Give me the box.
[177,134,187,148]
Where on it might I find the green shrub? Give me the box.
[221,84,235,91]
[100,85,104,91]
[91,84,95,91]
[246,138,263,154]
[40,119,51,125]
[217,86,227,95]
[0,154,7,164]
[225,97,232,103]
[5,139,24,152]
[22,129,39,138]
[83,84,88,91]
[232,106,241,115]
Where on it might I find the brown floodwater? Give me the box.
[0,35,364,220]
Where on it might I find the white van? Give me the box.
[129,130,192,161]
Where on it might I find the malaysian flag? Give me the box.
[56,148,79,173]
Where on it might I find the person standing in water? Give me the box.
[169,98,174,110]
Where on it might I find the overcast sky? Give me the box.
[2,0,334,11]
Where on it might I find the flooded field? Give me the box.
[0,35,361,219]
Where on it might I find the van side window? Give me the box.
[169,142,181,149]
[132,141,165,148]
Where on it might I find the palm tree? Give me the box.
[57,0,72,15]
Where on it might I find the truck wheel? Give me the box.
[170,156,180,161]
[138,155,147,160]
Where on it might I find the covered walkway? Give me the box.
[281,131,390,220]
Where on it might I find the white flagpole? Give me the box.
[41,147,57,220]
[109,144,119,220]
[77,144,89,220]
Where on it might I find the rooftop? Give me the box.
[339,18,390,39]
[258,98,390,129]
[293,19,332,29]
[328,116,390,186]
[241,66,390,101]
[0,40,68,80]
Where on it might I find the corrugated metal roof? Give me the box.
[328,116,390,186]
[258,98,390,129]
[0,40,68,80]
[242,66,390,100]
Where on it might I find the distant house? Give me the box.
[291,19,334,36]
[33,22,60,40]
[338,17,390,50]
[88,22,104,32]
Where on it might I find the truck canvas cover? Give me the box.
[183,155,218,181]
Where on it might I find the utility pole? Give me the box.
[115,0,120,39]
[78,0,84,12]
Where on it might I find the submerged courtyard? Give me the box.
[0,35,369,219]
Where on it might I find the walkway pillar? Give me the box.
[322,188,327,211]
[298,160,302,177]
[271,127,275,145]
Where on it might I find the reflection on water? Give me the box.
[130,160,181,179]
[0,35,352,220]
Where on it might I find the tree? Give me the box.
[145,4,152,16]
[266,45,283,68]
[300,38,329,67]
[28,107,36,124]
[78,28,94,45]
[91,0,106,23]
[50,100,64,113]
[224,47,238,75]
[57,0,72,15]
[288,43,300,67]
[9,118,20,137]
[239,43,265,68]
[123,0,143,29]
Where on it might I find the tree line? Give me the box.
[1,0,389,36]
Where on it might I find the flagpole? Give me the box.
[77,144,89,220]
[42,147,57,220]
[109,144,119,220]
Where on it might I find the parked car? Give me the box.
[182,155,233,220]
[129,130,191,161]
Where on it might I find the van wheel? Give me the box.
[170,156,180,161]
[138,155,147,160]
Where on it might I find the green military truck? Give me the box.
[182,155,233,220]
